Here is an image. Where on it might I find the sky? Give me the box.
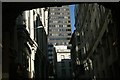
[69,5,75,33]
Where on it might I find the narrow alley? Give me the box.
[2,2,120,80]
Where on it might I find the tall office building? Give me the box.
[47,5,72,79]
[48,5,72,46]
[72,3,119,79]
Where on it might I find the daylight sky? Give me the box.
[69,5,75,33]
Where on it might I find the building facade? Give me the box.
[69,30,84,79]
[74,3,120,79]
[23,8,49,80]
[54,45,72,80]
[2,7,48,80]
[48,5,71,45]
[47,44,57,79]
[47,5,72,79]
[48,44,54,64]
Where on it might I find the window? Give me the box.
[58,16,64,19]
[68,33,71,36]
[49,29,52,31]
[49,25,51,27]
[68,21,70,23]
[59,33,63,36]
[62,29,66,31]
[64,9,66,11]
[61,55,65,59]
[59,25,63,27]
[63,25,67,27]
[50,16,57,19]
[53,21,58,23]
[49,20,53,23]
[66,29,71,31]
[68,55,71,58]
[48,53,52,56]
[58,21,62,23]
[52,34,58,36]
[59,29,65,31]
[61,62,65,67]
[66,9,69,11]
[65,21,67,23]
[81,31,84,36]
[50,13,55,15]
[65,12,69,15]
[83,47,86,54]
[49,33,52,36]
[51,25,55,27]
[62,42,64,45]
[49,56,53,59]
[55,12,60,15]
[60,13,62,15]
[64,16,68,19]
[69,62,71,67]
[67,38,70,40]
[55,25,59,27]
[48,49,52,52]
[86,42,89,51]
[67,25,70,27]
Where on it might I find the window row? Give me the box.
[51,8,69,11]
[54,42,69,45]
[49,25,67,27]
[49,20,70,24]
[49,33,70,36]
[49,25,71,28]
[50,16,70,19]
[49,29,67,32]
[49,38,68,40]
[50,12,70,15]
